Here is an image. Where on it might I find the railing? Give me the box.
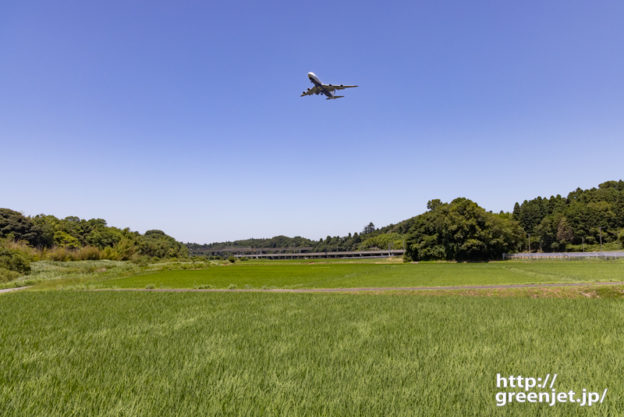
[503,251,624,260]
[236,250,405,259]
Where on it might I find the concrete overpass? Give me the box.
[236,250,405,260]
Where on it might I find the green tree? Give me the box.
[0,209,39,245]
[405,198,523,261]
[556,217,574,250]
[53,231,80,249]
[362,222,376,234]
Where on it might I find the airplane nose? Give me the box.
[308,72,315,77]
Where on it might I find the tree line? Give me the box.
[512,180,624,252]
[191,180,624,260]
[187,226,387,256]
[3,180,623,279]
[0,209,188,282]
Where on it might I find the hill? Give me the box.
[190,180,624,258]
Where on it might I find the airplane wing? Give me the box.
[301,86,322,96]
[324,84,358,92]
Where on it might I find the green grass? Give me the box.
[1,291,623,416]
[97,260,624,289]
[11,259,221,290]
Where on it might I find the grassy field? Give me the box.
[4,259,624,415]
[2,291,623,416]
[96,259,624,290]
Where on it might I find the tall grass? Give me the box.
[2,259,220,290]
[1,291,622,416]
[45,246,103,261]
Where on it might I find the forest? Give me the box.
[2,180,623,281]
[512,180,624,252]
[190,180,624,259]
[0,209,187,282]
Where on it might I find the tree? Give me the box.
[53,230,80,249]
[556,217,573,249]
[404,198,523,261]
[139,230,188,258]
[362,222,375,234]
[0,209,39,245]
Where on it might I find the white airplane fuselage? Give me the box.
[307,72,336,99]
[301,72,357,100]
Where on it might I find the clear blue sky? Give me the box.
[2,1,623,243]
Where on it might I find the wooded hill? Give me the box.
[190,180,624,259]
[0,209,187,262]
[512,180,624,251]
[2,180,623,279]
[0,209,189,282]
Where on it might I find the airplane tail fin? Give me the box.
[327,96,344,100]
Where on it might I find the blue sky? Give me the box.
[1,0,623,243]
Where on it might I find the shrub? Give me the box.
[0,267,20,283]
[0,247,31,275]
[100,246,120,260]
[227,256,237,263]
[130,255,150,266]
[76,246,101,261]
[1,239,40,260]
[45,247,72,261]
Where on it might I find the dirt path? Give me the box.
[94,281,624,293]
[0,286,31,295]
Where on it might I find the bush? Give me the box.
[45,247,73,261]
[0,267,20,283]
[227,256,237,263]
[100,246,120,260]
[76,246,101,261]
[130,255,151,267]
[1,239,40,260]
[0,247,31,275]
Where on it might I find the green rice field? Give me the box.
[3,259,624,416]
[97,260,624,290]
[1,290,623,416]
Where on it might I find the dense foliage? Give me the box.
[0,209,188,273]
[0,247,31,282]
[190,180,624,258]
[3,180,623,269]
[512,180,624,251]
[188,233,373,255]
[187,235,316,255]
[403,198,523,261]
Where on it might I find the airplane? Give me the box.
[300,72,358,100]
